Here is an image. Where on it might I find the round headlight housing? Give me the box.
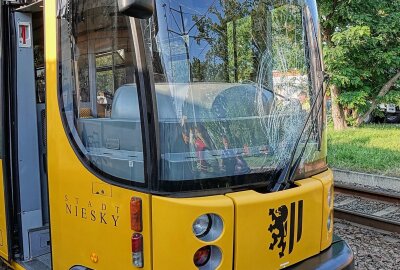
[192,213,224,242]
[193,245,222,269]
[193,246,211,267]
[192,214,212,237]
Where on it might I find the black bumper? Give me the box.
[288,235,354,270]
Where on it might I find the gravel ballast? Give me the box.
[334,219,400,270]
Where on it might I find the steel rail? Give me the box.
[335,184,400,204]
[334,185,400,233]
[334,208,400,234]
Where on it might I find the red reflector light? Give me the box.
[132,233,143,253]
[193,246,211,267]
[132,233,143,268]
[130,197,142,232]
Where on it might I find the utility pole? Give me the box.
[232,20,238,82]
[169,5,192,82]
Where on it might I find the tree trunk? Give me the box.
[356,70,400,126]
[352,109,359,119]
[331,84,347,130]
[344,108,350,119]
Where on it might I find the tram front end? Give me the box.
[40,0,356,269]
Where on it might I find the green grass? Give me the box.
[328,124,400,177]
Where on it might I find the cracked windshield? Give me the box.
[143,0,324,187]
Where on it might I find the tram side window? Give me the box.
[58,0,145,185]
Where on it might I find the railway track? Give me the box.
[334,183,400,233]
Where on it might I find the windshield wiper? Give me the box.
[272,73,330,192]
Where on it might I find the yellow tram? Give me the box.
[0,0,354,269]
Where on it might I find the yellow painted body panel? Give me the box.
[10,262,25,270]
[0,163,9,260]
[152,195,234,269]
[312,169,334,250]
[49,188,152,270]
[227,179,323,270]
[45,1,152,269]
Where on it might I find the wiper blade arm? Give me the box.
[272,74,330,192]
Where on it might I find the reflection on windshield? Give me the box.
[141,0,324,186]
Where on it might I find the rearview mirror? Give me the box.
[118,0,154,19]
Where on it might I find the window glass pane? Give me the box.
[142,0,324,190]
[33,13,45,103]
[58,0,144,184]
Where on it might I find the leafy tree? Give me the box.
[318,0,400,129]
[193,0,253,82]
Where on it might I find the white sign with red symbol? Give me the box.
[18,22,32,48]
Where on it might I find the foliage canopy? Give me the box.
[318,0,400,121]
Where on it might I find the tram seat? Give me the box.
[76,84,176,181]
[79,107,93,118]
[77,85,145,182]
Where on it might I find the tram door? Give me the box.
[14,6,50,265]
[0,1,50,267]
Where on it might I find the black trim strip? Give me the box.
[9,8,27,259]
[0,1,14,262]
[289,201,295,254]
[128,18,160,191]
[297,200,303,242]
[5,6,22,260]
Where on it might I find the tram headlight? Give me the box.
[193,214,212,237]
[192,214,223,241]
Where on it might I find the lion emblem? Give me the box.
[268,205,288,258]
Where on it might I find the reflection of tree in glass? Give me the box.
[193,0,253,82]
[188,1,273,154]
[256,1,316,171]
[96,54,114,95]
[227,16,253,82]
[271,4,305,73]
[78,56,90,102]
